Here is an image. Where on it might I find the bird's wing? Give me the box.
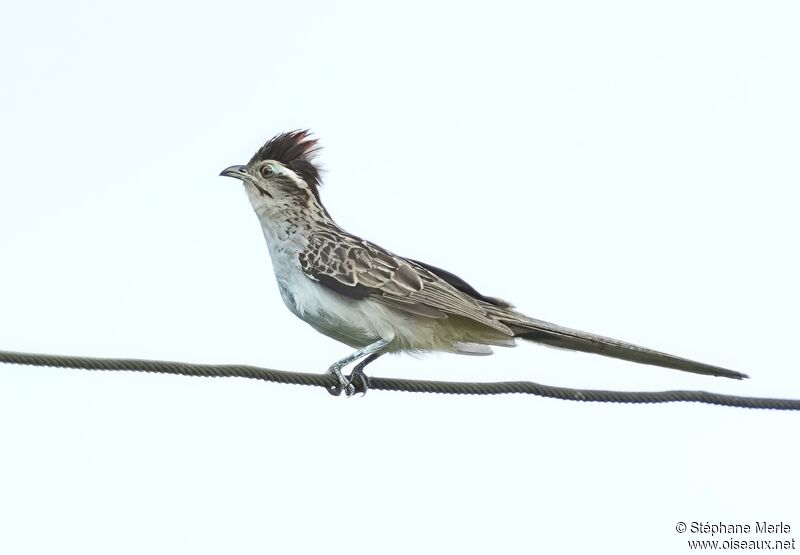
[299,230,513,335]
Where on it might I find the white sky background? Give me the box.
[1,1,798,553]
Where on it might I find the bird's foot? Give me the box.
[324,347,384,397]
[326,365,355,397]
[346,366,370,397]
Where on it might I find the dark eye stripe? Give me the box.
[275,175,308,196]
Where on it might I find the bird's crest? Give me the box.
[249,130,323,196]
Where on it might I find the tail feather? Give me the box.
[508,317,747,380]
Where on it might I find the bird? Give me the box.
[220,130,746,396]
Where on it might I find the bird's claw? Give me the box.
[346,368,370,397]
[326,351,379,397]
[326,366,356,397]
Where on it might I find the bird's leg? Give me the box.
[326,339,388,397]
[347,352,383,396]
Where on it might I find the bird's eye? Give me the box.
[261,165,275,178]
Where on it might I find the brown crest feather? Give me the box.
[249,130,323,202]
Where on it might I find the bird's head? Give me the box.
[220,130,326,215]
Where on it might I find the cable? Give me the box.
[1,348,799,410]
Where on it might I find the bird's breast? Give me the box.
[274,267,381,348]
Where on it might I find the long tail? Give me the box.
[505,315,747,380]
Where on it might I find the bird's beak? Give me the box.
[219,164,248,180]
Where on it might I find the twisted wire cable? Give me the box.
[1,349,798,410]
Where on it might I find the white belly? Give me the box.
[275,266,385,348]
